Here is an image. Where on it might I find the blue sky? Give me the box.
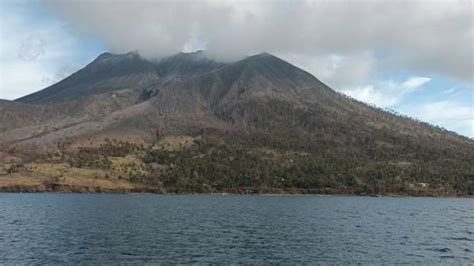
[0,0,472,138]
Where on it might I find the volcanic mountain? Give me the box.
[1,51,473,194]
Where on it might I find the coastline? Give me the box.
[0,182,471,198]
[1,164,470,197]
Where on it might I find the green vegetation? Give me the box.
[6,163,24,174]
[67,139,142,169]
[68,148,112,169]
[4,135,473,196]
[56,135,473,195]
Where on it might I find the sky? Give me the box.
[0,0,473,138]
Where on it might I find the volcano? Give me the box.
[1,51,473,194]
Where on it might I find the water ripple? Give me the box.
[0,194,473,264]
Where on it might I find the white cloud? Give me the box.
[43,0,473,83]
[443,87,456,94]
[401,77,432,91]
[0,61,50,99]
[0,1,99,100]
[410,101,474,138]
[340,77,431,108]
[280,52,375,89]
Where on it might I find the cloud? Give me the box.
[401,77,432,91]
[410,100,474,138]
[43,0,473,83]
[0,0,102,100]
[1,0,472,139]
[17,33,47,61]
[280,52,376,89]
[340,77,431,108]
[443,87,456,94]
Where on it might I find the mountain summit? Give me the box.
[1,51,473,195]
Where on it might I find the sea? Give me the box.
[0,194,472,263]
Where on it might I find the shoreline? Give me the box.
[1,170,470,198]
[0,183,471,198]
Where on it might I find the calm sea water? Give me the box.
[0,194,472,264]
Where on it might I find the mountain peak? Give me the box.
[96,52,114,60]
[229,51,321,88]
[243,52,288,65]
[93,50,142,65]
[253,52,274,57]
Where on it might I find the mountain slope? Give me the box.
[1,51,473,195]
[16,52,160,104]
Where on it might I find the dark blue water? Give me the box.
[0,194,472,263]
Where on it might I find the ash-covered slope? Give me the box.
[16,52,160,104]
[15,51,225,105]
